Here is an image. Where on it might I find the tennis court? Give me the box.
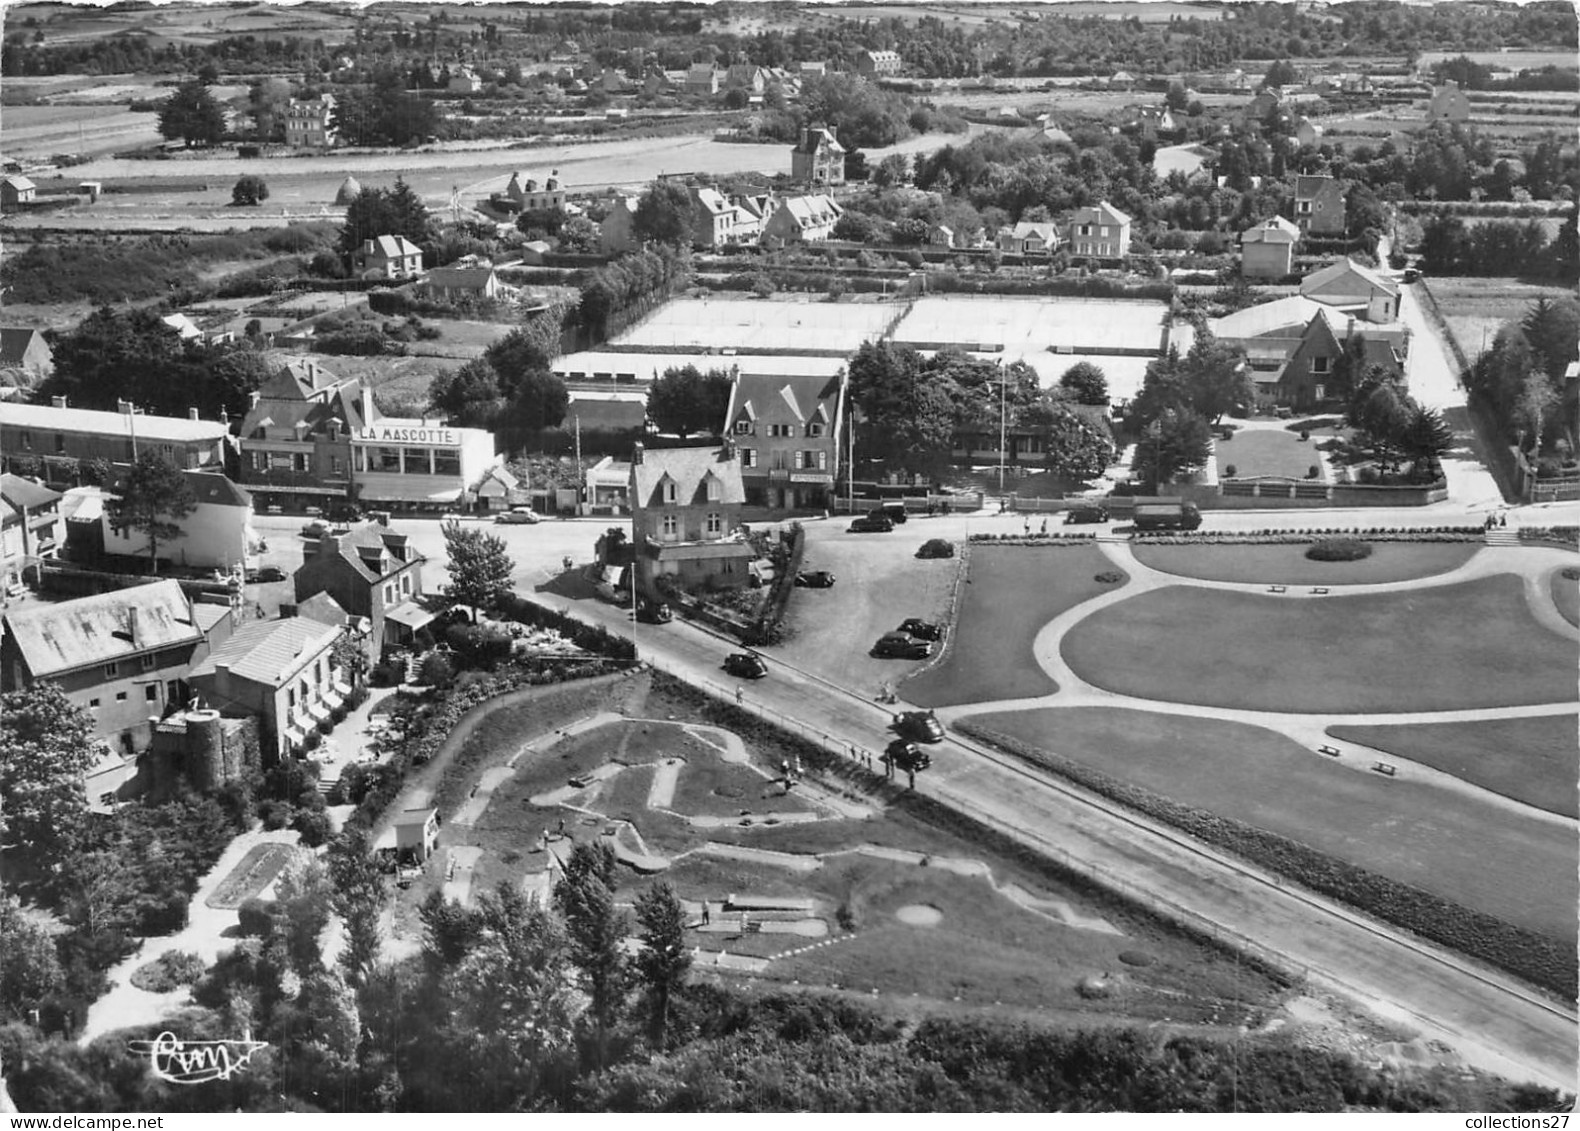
[612,297,898,354]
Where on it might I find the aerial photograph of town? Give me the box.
[0,0,1575,1116]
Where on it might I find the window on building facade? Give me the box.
[384,584,394,603]
[54,434,66,454]
[331,456,343,476]
[141,653,156,671]
[807,422,823,437]
[735,420,753,435]
[18,431,32,450]
[89,698,101,709]
[663,481,677,503]
[377,447,401,473]
[403,447,428,475]
[116,691,127,702]
[1314,384,1326,400]
[1312,356,1330,374]
[741,448,756,467]
[104,662,119,678]
[662,514,678,537]
[294,453,309,472]
[401,574,412,595]
[706,476,721,501]
[771,450,788,470]
[433,449,461,477]
[706,512,722,535]
[145,685,159,702]
[818,450,828,470]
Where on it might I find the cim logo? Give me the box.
[127,1032,268,1085]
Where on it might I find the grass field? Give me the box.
[1061,576,1577,713]
[1551,567,1579,627]
[1215,428,1324,480]
[892,295,1168,356]
[1416,50,1580,71]
[1131,542,1481,587]
[614,296,898,354]
[964,706,1578,943]
[1423,277,1578,366]
[905,544,1124,708]
[1327,714,1578,818]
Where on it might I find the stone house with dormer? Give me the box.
[629,442,752,596]
[724,370,848,510]
[293,516,429,662]
[1293,174,1346,236]
[790,125,845,187]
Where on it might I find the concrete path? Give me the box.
[442,846,483,906]
[81,827,304,1045]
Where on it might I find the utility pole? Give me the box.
[574,413,584,516]
[847,389,856,515]
[997,360,1007,496]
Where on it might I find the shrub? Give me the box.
[260,800,295,831]
[1299,429,1310,441]
[1094,571,1124,584]
[1306,537,1373,562]
[916,538,955,559]
[237,898,275,937]
[129,950,208,993]
[292,808,333,847]
[231,175,269,207]
[1307,465,1321,479]
[419,651,457,687]
[1224,464,1237,478]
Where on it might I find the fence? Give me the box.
[829,492,983,514]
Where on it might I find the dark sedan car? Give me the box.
[636,600,673,624]
[893,710,945,744]
[848,514,894,533]
[884,740,932,773]
[872,632,931,660]
[898,618,943,641]
[1064,504,1110,524]
[245,565,287,584]
[724,652,769,679]
[795,570,837,588]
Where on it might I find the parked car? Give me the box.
[898,618,943,641]
[884,739,932,773]
[245,565,286,584]
[636,600,672,624]
[1065,504,1110,524]
[795,570,836,588]
[869,503,908,525]
[893,710,945,743]
[1402,268,1421,284]
[301,520,330,539]
[872,632,931,659]
[495,506,541,525]
[724,652,768,679]
[326,502,363,524]
[849,514,894,533]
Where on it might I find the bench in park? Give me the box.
[1371,762,1397,777]
[1267,585,1287,594]
[1317,745,1340,757]
[1311,586,1330,595]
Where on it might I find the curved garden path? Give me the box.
[926,540,1578,827]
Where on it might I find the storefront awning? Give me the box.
[358,483,465,504]
[386,602,437,631]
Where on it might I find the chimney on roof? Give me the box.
[360,385,375,427]
[188,408,199,420]
[631,442,644,465]
[51,395,67,409]
[327,418,341,440]
[721,438,736,461]
[249,391,261,410]
[127,606,138,646]
[799,125,810,149]
[118,399,134,415]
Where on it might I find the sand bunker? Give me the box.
[896,904,943,926]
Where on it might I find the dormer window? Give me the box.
[662,479,677,504]
[706,475,722,502]
[807,422,824,438]
[735,419,753,435]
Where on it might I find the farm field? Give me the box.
[613,295,899,354]
[1416,50,1580,71]
[1327,713,1579,819]
[904,543,1123,709]
[1215,426,1324,480]
[1131,541,1482,587]
[961,706,1578,944]
[1421,276,1578,367]
[390,673,1282,1023]
[1061,576,1578,713]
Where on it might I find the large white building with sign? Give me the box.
[350,417,500,508]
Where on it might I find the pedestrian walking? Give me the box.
[1499,513,1507,528]
[703,903,711,926]
[1039,518,1048,536]
[736,685,744,705]
[1023,517,1031,536]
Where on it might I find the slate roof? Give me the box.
[1071,201,1132,226]
[241,359,365,442]
[295,590,351,628]
[793,127,844,156]
[1240,216,1301,244]
[778,194,841,229]
[362,234,423,259]
[0,401,228,444]
[0,472,60,511]
[426,266,497,290]
[725,371,843,434]
[1300,257,1399,300]
[1007,220,1059,242]
[3,579,201,678]
[631,445,745,508]
[0,328,48,366]
[312,522,421,582]
[189,616,340,686]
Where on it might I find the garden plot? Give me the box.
[611,297,897,354]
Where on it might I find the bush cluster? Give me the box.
[743,523,805,647]
[916,537,955,559]
[128,950,208,993]
[962,724,1575,999]
[1305,537,1374,562]
[1134,527,1482,546]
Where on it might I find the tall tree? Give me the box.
[271,859,335,981]
[428,358,503,429]
[0,684,97,864]
[338,177,433,258]
[1059,361,1109,406]
[633,882,690,1045]
[1181,328,1253,424]
[106,451,198,574]
[847,341,958,474]
[1401,403,1455,480]
[0,896,67,1019]
[441,520,515,614]
[633,180,696,247]
[1130,408,1212,487]
[505,370,570,432]
[327,831,385,987]
[1520,296,1580,386]
[1020,400,1116,481]
[646,364,734,438]
[553,842,629,1069]
[157,79,226,147]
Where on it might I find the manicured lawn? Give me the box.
[1062,576,1577,713]
[905,544,1125,708]
[1551,567,1579,628]
[1215,427,1321,480]
[964,707,1577,943]
[1327,714,1579,818]
[1132,541,1480,586]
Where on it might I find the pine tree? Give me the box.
[554,843,629,1069]
[106,451,197,574]
[441,521,515,615]
[633,881,690,1045]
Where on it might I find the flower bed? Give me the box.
[960,723,1575,1000]
[1133,526,1482,546]
[967,532,1098,544]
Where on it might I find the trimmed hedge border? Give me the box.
[959,723,1575,1001]
[1519,526,1580,549]
[967,533,1098,544]
[1133,527,1483,546]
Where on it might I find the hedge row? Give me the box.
[967,532,1098,543]
[1518,526,1580,548]
[1132,527,1483,545]
[744,522,806,647]
[961,724,1575,1000]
